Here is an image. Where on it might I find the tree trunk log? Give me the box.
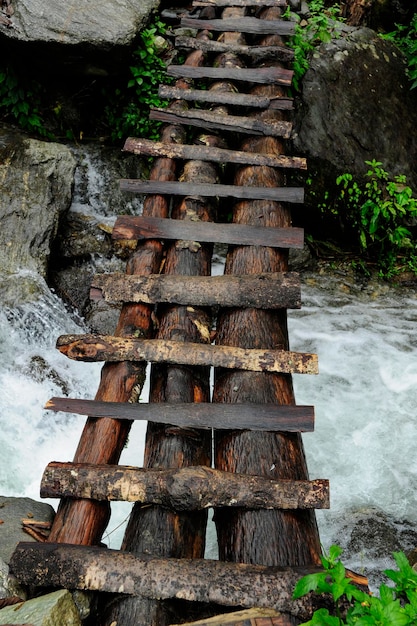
[41,463,330,510]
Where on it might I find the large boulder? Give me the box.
[292,27,417,192]
[1,0,159,48]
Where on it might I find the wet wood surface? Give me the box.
[112,216,305,249]
[167,65,293,86]
[90,272,301,309]
[149,107,293,138]
[56,334,319,374]
[158,86,294,110]
[170,607,295,626]
[45,397,316,432]
[175,36,294,62]
[180,16,295,35]
[41,463,330,510]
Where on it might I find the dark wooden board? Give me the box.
[175,36,294,62]
[149,107,292,138]
[112,216,305,249]
[123,137,304,168]
[45,396,316,432]
[120,180,304,204]
[167,65,293,86]
[159,85,294,110]
[56,334,319,374]
[193,0,287,6]
[41,463,330,510]
[90,272,301,309]
[180,16,295,35]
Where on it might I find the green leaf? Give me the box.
[293,573,323,599]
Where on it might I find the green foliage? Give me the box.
[293,545,417,625]
[105,17,171,141]
[285,1,344,91]
[0,66,52,138]
[380,13,417,89]
[335,160,417,278]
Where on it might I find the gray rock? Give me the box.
[0,496,55,564]
[0,558,26,601]
[0,589,81,625]
[293,28,417,191]
[2,0,159,48]
[0,127,75,304]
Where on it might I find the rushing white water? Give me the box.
[2,269,417,583]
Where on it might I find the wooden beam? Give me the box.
[180,17,295,35]
[175,36,294,62]
[193,0,287,6]
[170,608,290,626]
[120,180,304,204]
[41,463,330,510]
[90,272,301,309]
[167,65,293,86]
[9,542,323,620]
[123,138,305,169]
[112,216,305,249]
[56,334,319,375]
[149,107,293,138]
[158,85,294,111]
[45,397,316,433]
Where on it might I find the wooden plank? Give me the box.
[170,608,289,626]
[112,216,305,249]
[56,334,319,374]
[180,17,295,35]
[90,272,301,309]
[175,36,294,62]
[9,542,323,620]
[158,85,294,111]
[120,180,304,204]
[123,137,304,168]
[193,0,287,6]
[45,397,316,433]
[167,65,293,86]
[149,107,292,138]
[41,463,330,510]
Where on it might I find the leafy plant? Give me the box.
[105,17,171,141]
[336,160,417,278]
[381,13,417,89]
[285,1,344,91]
[0,66,52,137]
[293,545,417,625]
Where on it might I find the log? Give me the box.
[123,138,304,169]
[158,85,294,111]
[112,216,305,249]
[56,334,319,375]
[193,0,287,6]
[41,463,330,510]
[90,272,301,309]
[167,65,293,86]
[149,107,293,138]
[170,608,291,626]
[9,542,322,621]
[175,36,294,63]
[120,179,304,203]
[180,17,295,35]
[45,397,316,432]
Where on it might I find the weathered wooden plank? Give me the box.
[170,608,290,626]
[90,272,301,309]
[175,36,294,62]
[56,334,319,375]
[112,216,305,249]
[45,397,316,433]
[149,107,292,138]
[180,17,295,35]
[120,180,304,204]
[124,137,304,168]
[159,85,294,110]
[9,542,323,620]
[167,65,293,86]
[41,463,330,510]
[193,0,287,6]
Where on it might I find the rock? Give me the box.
[0,127,75,305]
[1,0,159,49]
[0,589,81,625]
[0,496,55,564]
[0,558,26,601]
[292,28,417,192]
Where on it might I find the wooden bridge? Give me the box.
[9,1,366,624]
